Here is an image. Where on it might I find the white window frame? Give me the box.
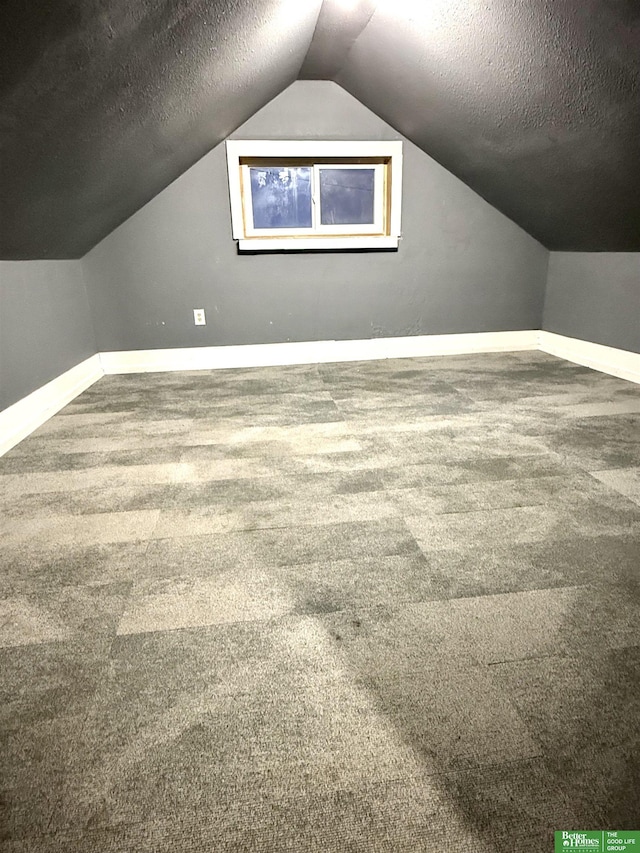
[226,140,403,251]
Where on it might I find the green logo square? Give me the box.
[555,831,640,852]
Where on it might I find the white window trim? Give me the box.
[226,140,403,251]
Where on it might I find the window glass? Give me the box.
[227,141,402,250]
[319,168,376,226]
[249,166,312,229]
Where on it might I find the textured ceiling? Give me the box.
[336,0,640,251]
[0,0,323,258]
[1,0,639,257]
[300,0,376,81]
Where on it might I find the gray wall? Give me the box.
[0,260,96,411]
[83,81,548,353]
[544,253,640,354]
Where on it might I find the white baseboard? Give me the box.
[99,330,539,374]
[0,355,104,457]
[539,331,640,385]
[4,329,639,458]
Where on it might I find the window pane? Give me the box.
[250,167,312,229]
[319,168,375,226]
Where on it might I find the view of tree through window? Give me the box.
[249,167,312,229]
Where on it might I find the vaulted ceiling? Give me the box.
[1,0,639,258]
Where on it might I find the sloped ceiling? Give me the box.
[334,0,640,251]
[1,0,639,258]
[0,0,323,258]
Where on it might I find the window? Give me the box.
[226,140,403,251]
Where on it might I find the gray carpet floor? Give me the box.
[1,351,639,851]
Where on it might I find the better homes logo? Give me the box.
[562,833,601,848]
[555,832,602,852]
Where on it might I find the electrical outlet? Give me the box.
[193,308,206,326]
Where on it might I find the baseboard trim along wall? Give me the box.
[538,331,640,385]
[99,330,540,374]
[3,330,640,457]
[0,354,104,457]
